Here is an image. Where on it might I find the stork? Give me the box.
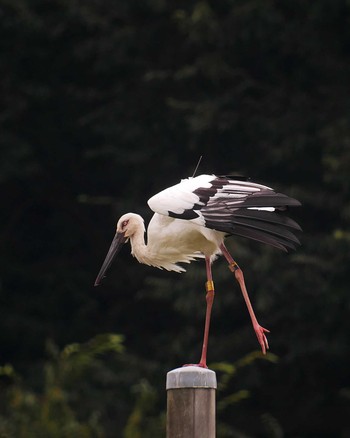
[94,174,301,368]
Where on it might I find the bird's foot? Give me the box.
[182,362,208,368]
[254,324,270,355]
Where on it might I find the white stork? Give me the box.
[95,174,301,368]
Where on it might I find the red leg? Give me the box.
[220,243,270,354]
[183,257,215,368]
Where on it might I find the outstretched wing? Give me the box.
[147,174,301,251]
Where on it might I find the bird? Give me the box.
[94,174,301,368]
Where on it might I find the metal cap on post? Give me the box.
[166,366,217,438]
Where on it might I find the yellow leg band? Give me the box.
[206,280,215,292]
[228,261,240,272]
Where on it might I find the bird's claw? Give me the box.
[182,363,208,368]
[254,324,270,355]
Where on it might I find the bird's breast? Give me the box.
[147,214,224,260]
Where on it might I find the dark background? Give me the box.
[1,1,349,436]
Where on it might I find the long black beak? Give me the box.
[94,232,127,286]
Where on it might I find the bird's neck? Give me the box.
[129,229,150,265]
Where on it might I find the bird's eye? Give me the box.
[122,220,129,229]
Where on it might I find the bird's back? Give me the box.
[148,174,301,252]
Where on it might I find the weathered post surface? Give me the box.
[166,366,217,438]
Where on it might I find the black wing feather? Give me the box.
[198,178,302,252]
[232,209,301,230]
[166,175,301,252]
[229,225,297,252]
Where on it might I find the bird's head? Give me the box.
[94,213,144,287]
[116,213,145,238]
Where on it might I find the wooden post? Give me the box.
[166,366,217,438]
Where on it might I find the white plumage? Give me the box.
[95,174,301,367]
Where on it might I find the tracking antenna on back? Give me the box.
[191,155,203,178]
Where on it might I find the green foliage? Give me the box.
[212,352,279,435]
[123,380,165,438]
[0,334,123,438]
[212,351,278,394]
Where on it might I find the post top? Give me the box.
[166,366,217,390]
